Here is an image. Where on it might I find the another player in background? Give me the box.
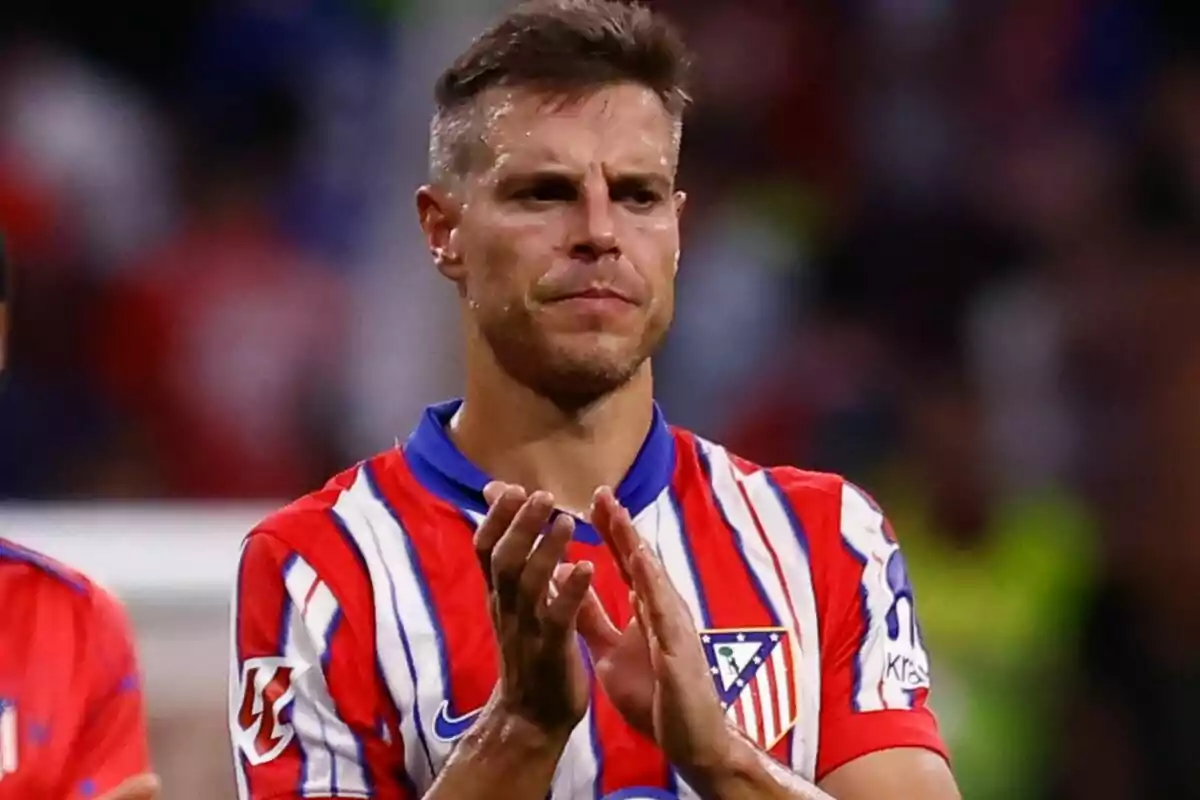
[0,241,159,800]
[230,1,960,798]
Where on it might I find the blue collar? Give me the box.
[402,399,675,545]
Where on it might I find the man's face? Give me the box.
[422,83,685,408]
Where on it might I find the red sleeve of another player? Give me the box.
[62,587,151,799]
[811,480,948,781]
[232,528,412,799]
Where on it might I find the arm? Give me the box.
[232,531,410,799]
[63,588,157,800]
[421,700,571,799]
[810,481,958,799]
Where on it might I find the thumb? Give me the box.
[561,572,621,659]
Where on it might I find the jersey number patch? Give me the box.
[235,657,302,765]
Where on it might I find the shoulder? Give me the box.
[0,538,137,651]
[675,429,849,537]
[0,537,92,594]
[676,431,893,579]
[237,449,417,619]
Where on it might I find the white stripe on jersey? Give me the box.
[333,469,438,789]
[643,490,707,629]
[697,440,804,745]
[737,467,823,781]
[754,657,777,745]
[231,540,252,800]
[281,555,370,797]
[839,482,929,712]
[769,642,791,745]
[636,490,704,800]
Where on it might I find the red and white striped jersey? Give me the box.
[229,400,947,799]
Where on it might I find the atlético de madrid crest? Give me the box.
[701,627,798,751]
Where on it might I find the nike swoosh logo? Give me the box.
[432,701,483,742]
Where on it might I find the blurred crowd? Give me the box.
[1,0,1198,797]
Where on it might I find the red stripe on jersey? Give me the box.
[370,452,499,726]
[234,535,304,796]
[764,655,783,743]
[237,468,414,799]
[674,436,799,759]
[727,454,815,760]
[580,557,675,794]
[672,434,777,630]
[748,672,766,743]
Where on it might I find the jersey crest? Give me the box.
[0,699,17,782]
[701,627,798,751]
[234,657,305,765]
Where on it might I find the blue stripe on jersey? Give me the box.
[322,511,389,798]
[361,462,466,724]
[763,474,812,560]
[278,554,310,791]
[328,505,436,779]
[767,474,872,712]
[668,487,713,630]
[695,445,780,627]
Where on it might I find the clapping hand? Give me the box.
[563,487,735,781]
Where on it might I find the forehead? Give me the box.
[479,83,679,174]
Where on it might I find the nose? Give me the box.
[569,175,620,262]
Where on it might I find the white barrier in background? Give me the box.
[0,503,277,711]
[0,503,273,600]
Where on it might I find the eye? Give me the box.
[611,182,664,210]
[512,177,576,204]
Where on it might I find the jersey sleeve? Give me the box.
[231,528,413,799]
[62,587,152,799]
[813,480,949,780]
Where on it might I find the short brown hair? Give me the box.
[429,0,693,181]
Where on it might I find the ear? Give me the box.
[672,190,687,275]
[415,184,466,282]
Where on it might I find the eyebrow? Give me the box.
[494,166,672,190]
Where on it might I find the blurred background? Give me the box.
[1,0,1198,796]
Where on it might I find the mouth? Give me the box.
[549,287,636,305]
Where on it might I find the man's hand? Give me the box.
[583,487,735,782]
[425,482,596,799]
[476,481,594,739]
[579,487,835,800]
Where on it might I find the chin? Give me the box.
[503,338,648,410]
[483,315,665,410]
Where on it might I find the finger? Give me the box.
[630,589,665,670]
[543,560,595,638]
[483,480,511,506]
[591,487,638,584]
[572,578,622,659]
[490,491,555,613]
[629,543,694,656]
[473,484,527,587]
[516,512,575,620]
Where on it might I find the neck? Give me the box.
[451,358,656,516]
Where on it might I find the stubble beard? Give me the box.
[481,311,666,414]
